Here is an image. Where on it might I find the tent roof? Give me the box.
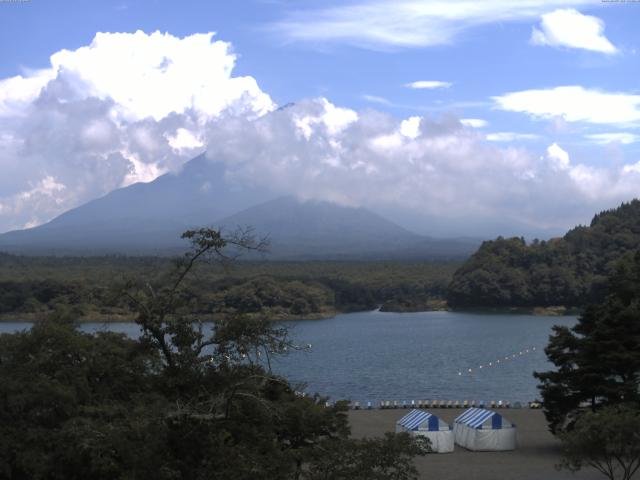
[397,409,444,431]
[454,408,509,429]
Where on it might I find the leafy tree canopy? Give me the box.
[558,405,640,480]
[0,228,428,479]
[448,199,640,308]
[534,251,640,433]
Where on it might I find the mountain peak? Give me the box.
[0,155,478,259]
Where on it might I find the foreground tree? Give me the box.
[0,228,428,479]
[305,433,430,480]
[558,405,640,480]
[534,251,640,433]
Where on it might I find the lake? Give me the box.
[0,311,575,404]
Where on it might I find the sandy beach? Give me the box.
[348,408,612,480]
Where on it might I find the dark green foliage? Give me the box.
[222,277,333,316]
[0,253,458,320]
[305,433,430,480]
[534,251,640,433]
[558,405,640,480]
[0,320,165,479]
[448,200,640,308]
[0,228,428,479]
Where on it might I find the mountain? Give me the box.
[0,155,271,254]
[447,199,640,308]
[216,196,478,260]
[0,154,479,259]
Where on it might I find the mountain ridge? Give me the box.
[0,154,479,259]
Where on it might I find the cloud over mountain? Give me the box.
[0,31,273,232]
[203,98,640,235]
[0,30,639,238]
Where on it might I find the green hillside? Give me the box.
[447,200,640,309]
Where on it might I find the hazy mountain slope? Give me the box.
[217,196,479,260]
[0,155,271,254]
[447,199,640,308]
[0,154,479,259]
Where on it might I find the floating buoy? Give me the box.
[456,346,540,377]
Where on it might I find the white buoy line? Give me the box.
[456,346,538,376]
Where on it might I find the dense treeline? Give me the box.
[448,200,640,309]
[0,254,457,320]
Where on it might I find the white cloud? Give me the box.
[204,98,640,235]
[167,128,205,152]
[0,70,55,116]
[44,31,274,122]
[2,30,639,237]
[585,133,640,145]
[461,118,488,128]
[530,9,618,54]
[493,86,640,125]
[405,80,451,90]
[400,116,421,139]
[545,142,570,170]
[623,162,640,175]
[293,98,358,140]
[1,176,67,230]
[0,31,273,232]
[271,0,593,50]
[19,176,66,202]
[486,132,541,142]
[362,94,392,106]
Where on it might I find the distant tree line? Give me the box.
[0,254,457,321]
[447,200,640,309]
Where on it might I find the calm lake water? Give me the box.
[0,311,576,404]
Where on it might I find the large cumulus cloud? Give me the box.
[0,31,273,231]
[205,99,640,236]
[0,31,639,237]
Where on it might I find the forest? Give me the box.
[447,200,640,309]
[0,253,457,321]
[3,200,640,321]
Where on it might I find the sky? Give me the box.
[0,0,639,237]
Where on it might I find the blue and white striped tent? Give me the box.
[453,408,516,451]
[396,410,454,453]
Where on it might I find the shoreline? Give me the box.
[0,304,580,323]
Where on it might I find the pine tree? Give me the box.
[535,251,640,433]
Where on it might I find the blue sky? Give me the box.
[0,0,639,236]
